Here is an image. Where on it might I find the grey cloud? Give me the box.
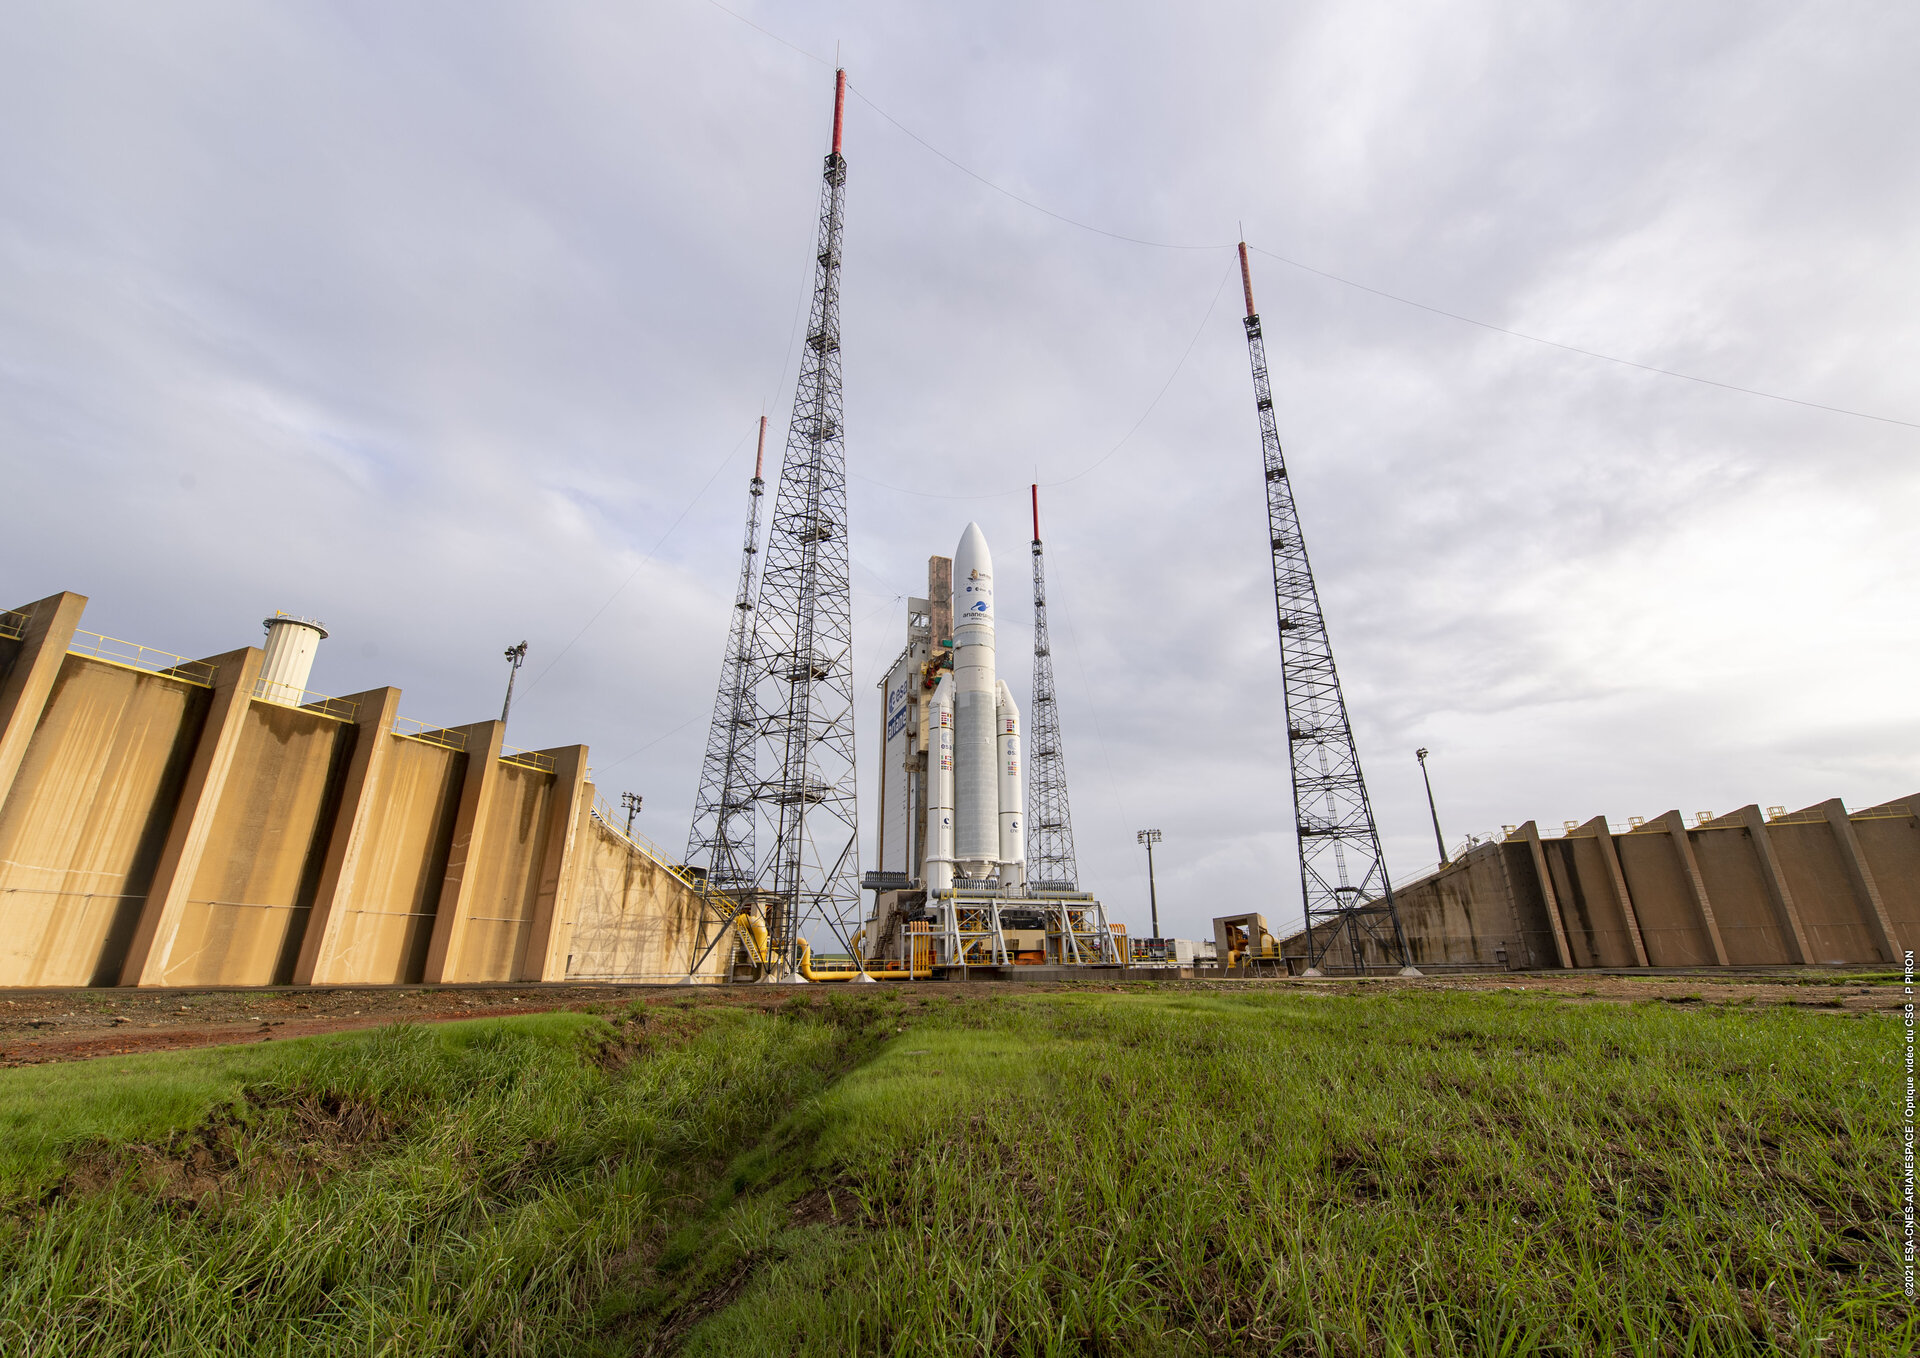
[1,1,1913,944]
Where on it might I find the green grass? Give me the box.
[1,988,1901,1356]
[0,1041,298,1195]
[1,1001,896,1356]
[665,991,1902,1356]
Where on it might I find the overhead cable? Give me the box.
[701,0,1916,433]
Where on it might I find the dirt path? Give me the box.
[1,969,1901,1068]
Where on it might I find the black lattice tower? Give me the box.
[1026,485,1079,890]
[752,70,860,971]
[684,416,768,896]
[1237,243,1408,973]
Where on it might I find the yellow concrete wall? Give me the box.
[1497,842,1568,968]
[1543,836,1638,967]
[158,701,354,986]
[1614,832,1716,967]
[1393,867,1494,967]
[1688,826,1792,965]
[565,811,727,982]
[0,594,727,991]
[1374,803,1912,972]
[311,734,467,984]
[1769,822,1882,964]
[1388,844,1561,969]
[1853,800,1919,953]
[451,760,555,982]
[0,656,208,986]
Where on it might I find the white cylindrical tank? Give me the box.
[951,522,999,878]
[259,613,327,704]
[926,672,955,893]
[995,679,1025,887]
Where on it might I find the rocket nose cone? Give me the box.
[953,523,995,631]
[955,522,990,572]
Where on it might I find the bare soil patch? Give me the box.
[0,968,1896,1068]
[47,1089,391,1211]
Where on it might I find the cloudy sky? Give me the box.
[3,1,1915,943]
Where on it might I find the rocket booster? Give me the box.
[995,679,1024,886]
[927,672,955,893]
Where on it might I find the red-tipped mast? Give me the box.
[1237,241,1256,320]
[831,68,847,157]
[754,415,767,481]
[1031,484,1041,544]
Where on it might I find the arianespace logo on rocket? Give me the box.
[960,566,992,619]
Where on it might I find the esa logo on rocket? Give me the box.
[959,564,993,622]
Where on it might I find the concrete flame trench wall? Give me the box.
[1290,800,1916,972]
[0,592,730,989]
[0,655,207,985]
[564,810,730,983]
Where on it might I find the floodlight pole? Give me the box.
[501,641,529,725]
[1137,829,1162,941]
[1416,748,1448,867]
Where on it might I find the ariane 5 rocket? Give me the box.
[927,522,1025,892]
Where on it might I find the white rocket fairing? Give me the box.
[945,522,1024,886]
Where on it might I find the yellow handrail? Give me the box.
[735,912,768,965]
[588,794,708,895]
[391,717,468,751]
[252,677,358,722]
[500,745,557,773]
[67,631,216,687]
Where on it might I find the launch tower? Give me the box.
[1025,487,1079,890]
[751,70,862,975]
[1236,243,1410,974]
[684,417,768,898]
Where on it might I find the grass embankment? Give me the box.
[1,1001,893,1356]
[1,988,1902,1355]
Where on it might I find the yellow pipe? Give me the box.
[736,913,768,967]
[797,937,866,982]
[796,937,935,981]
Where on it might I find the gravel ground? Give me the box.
[0,968,1902,1068]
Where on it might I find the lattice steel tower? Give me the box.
[1237,243,1409,973]
[684,416,769,896]
[752,70,861,972]
[1026,485,1079,890]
